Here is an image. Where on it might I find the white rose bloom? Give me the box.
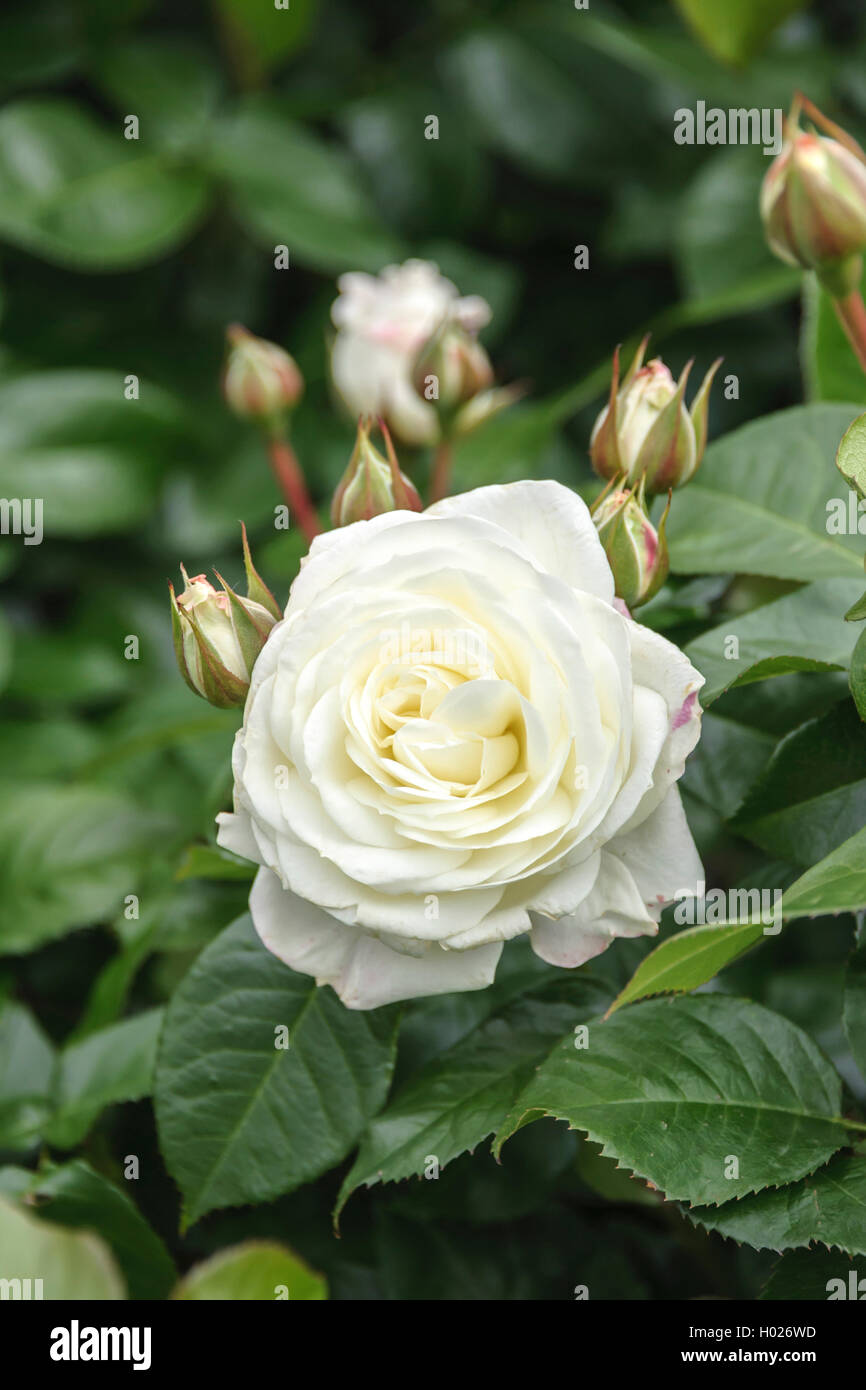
[330,259,491,445]
[217,480,704,1010]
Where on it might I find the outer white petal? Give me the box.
[427,480,615,604]
[615,619,704,832]
[609,785,703,909]
[250,868,501,1009]
[529,853,657,968]
[216,809,261,863]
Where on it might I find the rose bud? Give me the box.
[329,259,492,445]
[590,337,720,494]
[413,320,494,411]
[170,525,281,708]
[331,416,422,527]
[761,98,866,296]
[592,480,670,610]
[223,323,304,425]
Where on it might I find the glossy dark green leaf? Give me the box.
[336,976,610,1220]
[155,915,400,1226]
[732,703,866,866]
[782,825,866,919]
[760,1248,866,1299]
[689,1153,866,1255]
[685,579,864,705]
[667,405,865,581]
[495,995,846,1205]
[843,939,866,1089]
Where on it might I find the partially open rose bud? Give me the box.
[590,337,720,494]
[223,324,304,425]
[331,416,422,527]
[592,480,670,609]
[412,317,523,440]
[761,97,866,296]
[170,525,281,708]
[413,320,494,410]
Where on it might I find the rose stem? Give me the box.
[429,439,454,504]
[267,432,321,542]
[832,289,866,373]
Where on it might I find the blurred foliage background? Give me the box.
[2,0,866,1300]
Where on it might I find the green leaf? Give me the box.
[689,1153,866,1255]
[4,634,133,706]
[782,825,866,919]
[0,369,193,537]
[336,977,610,1221]
[685,578,865,705]
[672,0,807,65]
[681,709,775,818]
[0,718,99,780]
[803,273,866,407]
[0,785,164,954]
[13,1160,175,1300]
[836,409,866,499]
[843,940,866,1089]
[214,0,317,81]
[207,97,401,274]
[851,627,866,720]
[442,30,602,183]
[760,1248,866,1299]
[0,98,209,269]
[45,1008,164,1149]
[608,922,766,1014]
[173,1240,326,1300]
[94,38,221,154]
[0,1000,56,1150]
[666,404,865,581]
[675,147,799,305]
[732,703,866,866]
[175,843,256,883]
[0,1195,125,1300]
[846,590,866,622]
[494,995,846,1206]
[155,915,400,1226]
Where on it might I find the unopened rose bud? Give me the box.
[331,416,422,526]
[592,481,670,609]
[223,324,304,426]
[590,337,720,494]
[761,97,866,296]
[170,524,281,708]
[414,320,494,411]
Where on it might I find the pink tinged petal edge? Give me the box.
[672,689,698,731]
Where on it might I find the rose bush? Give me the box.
[217,480,703,1008]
